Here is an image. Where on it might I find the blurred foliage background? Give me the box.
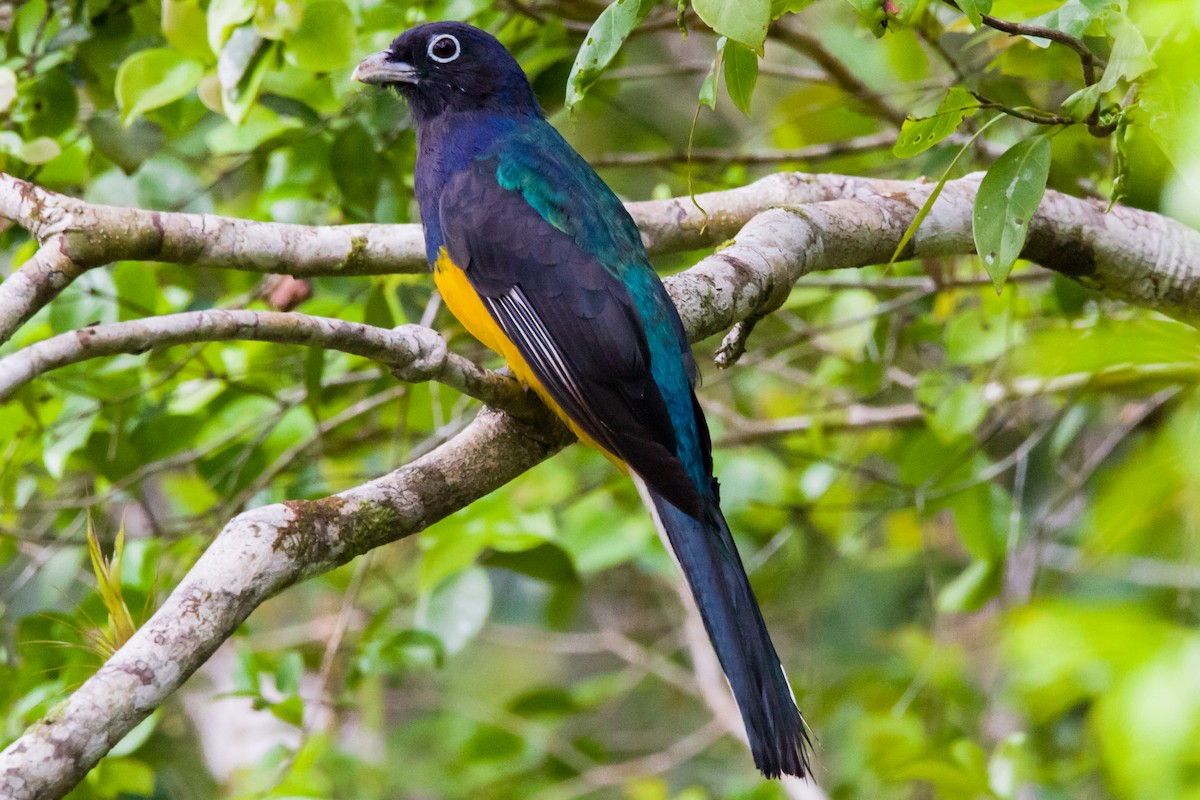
[3,0,1200,797]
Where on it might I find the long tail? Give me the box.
[633,477,812,779]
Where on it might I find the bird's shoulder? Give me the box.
[468,119,646,268]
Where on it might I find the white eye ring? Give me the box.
[427,34,460,64]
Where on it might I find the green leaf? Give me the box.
[206,0,256,55]
[699,54,719,110]
[416,567,492,655]
[285,0,354,72]
[1012,318,1200,378]
[945,307,1021,365]
[254,0,304,40]
[481,543,580,585]
[1026,0,1118,43]
[888,114,1003,265]
[363,281,397,329]
[927,382,987,443]
[1088,427,1182,556]
[973,135,1052,291]
[218,32,274,124]
[508,687,582,719]
[115,48,204,125]
[231,647,262,696]
[771,0,816,17]
[18,69,78,138]
[881,0,923,28]
[894,87,977,158]
[274,650,304,696]
[90,758,155,798]
[86,517,137,656]
[356,628,444,676]
[88,116,164,175]
[1137,73,1200,168]
[956,0,992,29]
[269,695,304,727]
[462,725,527,762]
[936,556,1003,614]
[13,0,50,55]
[164,0,215,61]
[723,41,759,116]
[1097,12,1155,94]
[1061,83,1102,119]
[565,0,656,110]
[694,0,771,54]
[1005,605,1172,720]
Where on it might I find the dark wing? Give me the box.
[439,159,705,516]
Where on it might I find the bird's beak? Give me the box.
[352,50,418,85]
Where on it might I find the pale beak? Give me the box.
[352,50,418,85]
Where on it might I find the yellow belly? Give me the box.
[433,249,622,468]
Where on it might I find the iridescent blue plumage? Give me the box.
[355,21,812,779]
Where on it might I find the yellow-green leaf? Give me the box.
[163,0,214,62]
[206,0,255,55]
[894,86,978,158]
[699,53,719,110]
[115,48,204,125]
[957,0,992,29]
[1097,12,1155,93]
[723,40,759,116]
[87,515,137,657]
[694,0,771,54]
[566,0,656,110]
[254,0,303,40]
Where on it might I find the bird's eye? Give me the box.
[427,34,460,64]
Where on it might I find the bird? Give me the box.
[353,21,812,779]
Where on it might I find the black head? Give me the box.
[352,22,541,123]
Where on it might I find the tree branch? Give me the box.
[0,309,530,414]
[8,169,1189,345]
[664,177,1200,335]
[0,237,84,345]
[0,173,429,277]
[4,170,1200,798]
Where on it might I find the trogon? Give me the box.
[354,21,811,779]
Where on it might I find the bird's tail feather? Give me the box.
[633,476,812,779]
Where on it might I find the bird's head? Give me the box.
[352,22,541,122]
